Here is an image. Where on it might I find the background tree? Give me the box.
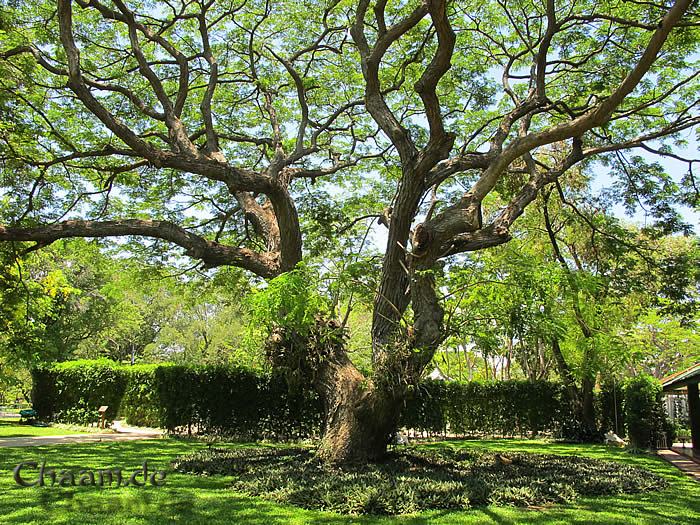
[439,175,698,439]
[440,241,565,382]
[0,0,698,462]
[0,243,77,367]
[0,239,257,404]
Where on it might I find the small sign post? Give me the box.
[98,406,109,429]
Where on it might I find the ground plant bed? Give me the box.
[173,445,668,515]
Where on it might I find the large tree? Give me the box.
[0,0,698,462]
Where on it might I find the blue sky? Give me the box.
[590,131,699,233]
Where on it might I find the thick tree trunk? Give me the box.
[314,348,400,463]
[268,320,407,464]
[317,387,400,464]
[313,253,444,464]
[551,338,598,436]
[581,374,597,431]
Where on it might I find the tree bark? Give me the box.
[551,338,598,435]
[313,347,400,463]
[551,338,583,412]
[268,321,402,464]
[581,374,597,431]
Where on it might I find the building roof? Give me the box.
[427,366,451,381]
[661,362,700,392]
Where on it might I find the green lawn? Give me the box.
[0,438,697,524]
[0,419,90,438]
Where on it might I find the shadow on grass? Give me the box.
[0,439,697,525]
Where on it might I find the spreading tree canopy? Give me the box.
[0,0,698,462]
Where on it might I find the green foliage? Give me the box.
[401,380,571,437]
[120,364,162,427]
[626,309,700,378]
[624,375,672,449]
[442,240,570,382]
[31,359,127,424]
[246,263,350,391]
[173,446,667,515]
[32,360,322,438]
[0,244,78,367]
[248,263,329,337]
[0,240,257,373]
[0,359,30,406]
[599,380,626,437]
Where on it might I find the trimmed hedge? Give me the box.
[31,361,322,439]
[32,360,575,438]
[31,359,127,425]
[121,364,161,427]
[400,380,571,437]
[153,365,321,438]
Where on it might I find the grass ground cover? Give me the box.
[0,438,697,524]
[0,418,91,438]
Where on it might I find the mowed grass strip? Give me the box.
[0,418,91,438]
[0,438,697,524]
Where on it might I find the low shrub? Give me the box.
[172,446,667,515]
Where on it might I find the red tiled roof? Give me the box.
[661,363,700,391]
